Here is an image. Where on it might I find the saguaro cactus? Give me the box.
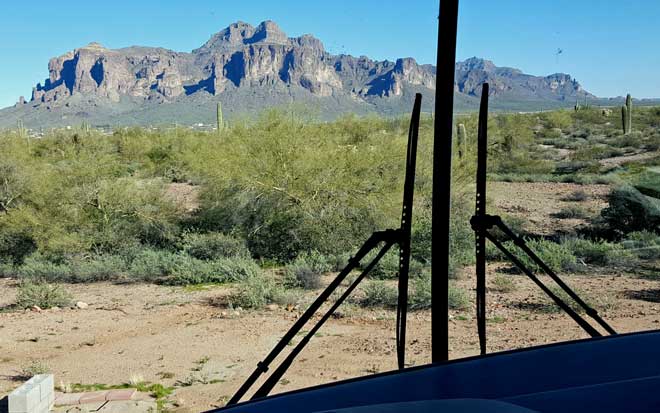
[621,94,633,134]
[456,123,467,158]
[625,93,632,134]
[216,102,224,133]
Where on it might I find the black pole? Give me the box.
[432,0,459,363]
[475,83,489,355]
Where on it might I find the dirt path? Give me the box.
[489,181,610,235]
[599,150,659,168]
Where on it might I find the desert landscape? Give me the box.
[1,11,659,413]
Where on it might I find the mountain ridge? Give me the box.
[2,20,599,127]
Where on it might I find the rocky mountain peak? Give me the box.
[456,57,497,73]
[195,20,290,53]
[250,20,288,45]
[9,20,595,127]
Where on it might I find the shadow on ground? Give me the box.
[623,289,660,303]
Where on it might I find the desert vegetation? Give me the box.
[1,105,660,410]
[0,105,658,313]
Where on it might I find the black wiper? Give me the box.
[471,83,616,356]
[226,94,423,405]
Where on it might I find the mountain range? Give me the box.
[0,20,633,128]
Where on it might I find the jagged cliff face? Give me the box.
[28,20,591,108]
[455,57,590,100]
[2,20,598,128]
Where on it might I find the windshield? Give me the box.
[0,1,658,411]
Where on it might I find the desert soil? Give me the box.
[1,182,659,412]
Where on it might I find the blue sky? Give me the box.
[1,0,658,108]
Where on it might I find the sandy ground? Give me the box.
[490,181,609,235]
[1,267,659,411]
[1,181,659,411]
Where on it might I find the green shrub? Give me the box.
[0,230,36,265]
[15,281,72,309]
[601,186,660,235]
[16,254,71,282]
[553,206,589,219]
[167,256,261,285]
[409,270,469,310]
[327,252,351,272]
[284,251,331,289]
[367,250,425,280]
[561,190,588,202]
[68,255,127,282]
[359,271,468,311]
[360,281,398,308]
[623,231,660,259]
[490,274,517,293]
[127,249,179,281]
[228,273,282,309]
[497,239,579,273]
[561,237,613,265]
[182,232,250,260]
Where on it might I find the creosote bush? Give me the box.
[228,273,285,309]
[359,270,468,311]
[15,281,72,309]
[284,251,331,289]
[182,232,250,260]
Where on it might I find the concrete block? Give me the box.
[9,374,54,413]
[35,374,53,401]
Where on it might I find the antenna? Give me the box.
[432,0,460,363]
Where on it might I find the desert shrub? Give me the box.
[18,360,51,380]
[542,110,573,130]
[561,190,588,202]
[360,281,398,308]
[495,156,555,175]
[167,256,261,285]
[0,229,36,265]
[572,145,624,161]
[327,252,351,272]
[494,239,578,273]
[196,188,317,262]
[601,186,660,235]
[408,270,469,310]
[284,250,331,289]
[17,253,128,283]
[15,280,72,309]
[554,160,596,175]
[182,232,250,260]
[622,231,660,259]
[69,255,127,283]
[490,274,517,293]
[360,271,468,311]
[367,250,425,280]
[561,237,638,268]
[553,206,589,219]
[16,254,71,282]
[127,249,179,281]
[228,273,282,309]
